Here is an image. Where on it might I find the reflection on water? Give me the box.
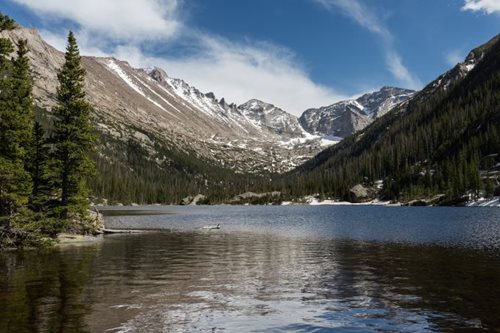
[1,206,500,332]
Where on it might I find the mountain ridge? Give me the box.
[0,26,332,177]
[299,86,414,138]
[288,33,500,204]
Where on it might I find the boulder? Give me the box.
[181,194,208,205]
[349,184,370,202]
[180,196,193,205]
[190,194,208,205]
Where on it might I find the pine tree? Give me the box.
[0,20,14,220]
[52,31,95,219]
[28,121,52,210]
[0,21,32,222]
[0,12,16,30]
[11,39,34,155]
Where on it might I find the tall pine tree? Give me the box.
[52,31,95,220]
[28,121,52,211]
[0,16,32,223]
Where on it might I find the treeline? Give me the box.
[0,13,95,248]
[281,35,500,203]
[88,129,276,204]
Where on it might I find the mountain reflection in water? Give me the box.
[1,206,500,332]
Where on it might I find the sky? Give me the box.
[1,0,499,116]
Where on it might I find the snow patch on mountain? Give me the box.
[107,59,144,97]
[299,87,415,138]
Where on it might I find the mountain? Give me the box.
[238,99,305,137]
[96,58,320,174]
[0,26,332,203]
[299,87,414,138]
[288,34,500,204]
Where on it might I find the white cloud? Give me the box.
[445,49,466,67]
[12,0,181,42]
[462,0,500,14]
[11,0,354,115]
[38,27,345,116]
[112,37,347,115]
[385,51,421,90]
[40,30,110,57]
[315,0,391,41]
[315,0,421,90]
[14,0,348,115]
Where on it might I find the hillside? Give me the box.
[0,26,335,204]
[287,34,500,204]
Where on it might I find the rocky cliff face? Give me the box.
[238,99,305,138]
[1,27,328,174]
[299,87,414,138]
[356,86,415,118]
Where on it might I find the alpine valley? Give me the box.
[1,25,499,205]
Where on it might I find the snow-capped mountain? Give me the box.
[0,27,327,174]
[299,87,414,138]
[238,99,305,138]
[299,100,370,138]
[356,86,415,118]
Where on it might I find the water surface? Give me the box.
[1,206,500,332]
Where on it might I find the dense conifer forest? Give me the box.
[282,35,500,204]
[88,129,275,204]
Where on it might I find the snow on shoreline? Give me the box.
[281,196,399,206]
[466,197,500,207]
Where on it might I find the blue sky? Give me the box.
[1,0,499,115]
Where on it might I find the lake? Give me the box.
[1,206,500,332]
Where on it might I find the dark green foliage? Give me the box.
[52,31,95,218]
[88,127,274,204]
[284,34,500,204]
[0,12,16,31]
[0,13,56,249]
[0,16,100,248]
[27,122,53,211]
[0,26,32,218]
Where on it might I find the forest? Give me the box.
[283,35,500,204]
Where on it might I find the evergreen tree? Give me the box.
[0,20,15,220]
[0,20,32,222]
[0,12,16,30]
[28,121,52,210]
[52,31,95,219]
[11,39,34,155]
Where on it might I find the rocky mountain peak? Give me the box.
[357,86,414,118]
[239,99,275,113]
[237,99,305,138]
[205,92,216,100]
[219,97,228,107]
[464,34,500,64]
[147,66,168,84]
[299,86,414,138]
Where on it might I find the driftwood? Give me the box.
[102,229,149,234]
